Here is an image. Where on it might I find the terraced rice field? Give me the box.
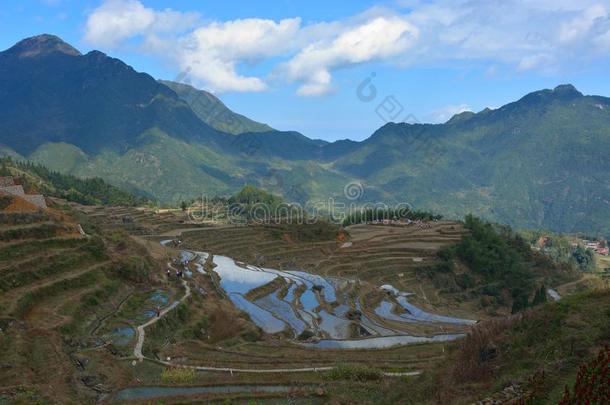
[178,221,474,319]
[0,206,187,403]
[137,220,483,381]
[73,203,196,235]
[0,204,480,403]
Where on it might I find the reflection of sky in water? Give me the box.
[112,326,135,345]
[180,251,195,263]
[229,293,285,334]
[375,299,475,325]
[149,290,169,306]
[375,300,413,323]
[547,288,561,301]
[286,270,337,303]
[297,309,317,330]
[355,301,398,336]
[174,248,473,346]
[304,333,465,349]
[318,310,351,339]
[213,255,277,295]
[396,296,475,325]
[256,292,307,335]
[284,283,299,303]
[299,289,319,312]
[333,304,350,317]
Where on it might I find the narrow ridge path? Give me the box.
[133,266,191,360]
[132,244,423,377]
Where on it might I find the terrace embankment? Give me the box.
[178,221,479,321]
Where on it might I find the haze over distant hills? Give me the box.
[1,34,609,237]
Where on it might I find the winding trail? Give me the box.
[133,266,191,361]
[131,243,423,377]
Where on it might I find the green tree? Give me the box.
[0,162,10,177]
[531,285,547,306]
[572,246,595,272]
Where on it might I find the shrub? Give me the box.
[559,346,609,404]
[161,367,196,384]
[240,329,260,342]
[327,364,383,382]
[106,256,152,283]
[14,271,99,318]
[0,223,59,241]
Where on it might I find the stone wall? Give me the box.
[0,177,15,187]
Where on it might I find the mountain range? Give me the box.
[1,34,609,237]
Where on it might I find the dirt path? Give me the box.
[132,241,423,377]
[133,272,191,361]
[148,358,421,376]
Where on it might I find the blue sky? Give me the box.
[2,0,610,141]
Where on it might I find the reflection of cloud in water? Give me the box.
[213,255,277,295]
[171,245,473,347]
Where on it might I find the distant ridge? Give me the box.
[161,80,274,135]
[0,34,609,236]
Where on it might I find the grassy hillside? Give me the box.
[336,85,610,237]
[20,85,610,238]
[389,288,610,404]
[0,200,160,403]
[421,215,579,314]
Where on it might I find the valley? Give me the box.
[0,12,609,404]
[2,176,606,403]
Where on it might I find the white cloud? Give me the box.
[518,53,555,71]
[179,18,301,92]
[82,0,610,95]
[283,16,419,96]
[83,0,198,48]
[559,4,607,43]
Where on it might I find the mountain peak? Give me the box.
[553,84,582,97]
[5,34,81,58]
